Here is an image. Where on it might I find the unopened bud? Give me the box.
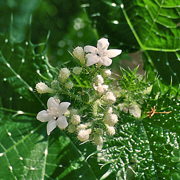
[59,68,70,82]
[65,81,74,89]
[104,113,118,126]
[73,67,82,75]
[106,125,116,135]
[103,69,111,77]
[94,75,104,85]
[94,135,103,146]
[73,46,85,64]
[36,82,54,94]
[77,129,92,142]
[68,124,76,133]
[71,115,81,125]
[103,92,116,104]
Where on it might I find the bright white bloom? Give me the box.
[94,75,104,85]
[73,46,85,64]
[71,115,81,125]
[73,67,82,74]
[84,38,122,66]
[93,84,108,94]
[129,104,141,118]
[103,69,112,77]
[59,68,70,82]
[65,81,74,89]
[77,129,92,142]
[36,82,54,94]
[106,125,116,135]
[104,113,118,126]
[36,97,70,135]
[103,91,116,104]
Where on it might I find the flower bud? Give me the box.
[73,67,82,75]
[94,135,103,146]
[129,104,141,118]
[77,123,91,131]
[103,69,111,77]
[104,113,118,126]
[103,92,116,104]
[65,81,74,89]
[35,82,54,94]
[71,115,81,125]
[68,124,76,133]
[118,103,128,113]
[94,75,104,85]
[73,46,85,64]
[77,129,92,142]
[106,125,116,135]
[59,68,70,82]
[93,84,108,94]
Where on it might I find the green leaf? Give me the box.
[98,90,180,179]
[81,0,180,85]
[0,114,97,179]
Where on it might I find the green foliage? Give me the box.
[0,1,179,179]
[100,90,180,179]
[81,0,180,85]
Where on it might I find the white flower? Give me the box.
[84,38,122,66]
[93,84,108,94]
[73,67,82,74]
[35,82,54,94]
[103,91,116,104]
[71,115,81,125]
[36,97,70,135]
[77,129,92,142]
[73,46,85,64]
[59,68,71,82]
[129,104,141,118]
[104,113,118,126]
[103,69,112,77]
[106,125,116,135]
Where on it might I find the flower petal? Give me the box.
[99,57,112,66]
[86,54,100,66]
[59,102,71,115]
[36,110,52,122]
[106,49,122,58]
[84,46,97,54]
[47,119,57,135]
[57,116,68,129]
[97,38,109,51]
[47,97,60,116]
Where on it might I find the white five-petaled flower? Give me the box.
[84,38,122,66]
[36,97,70,135]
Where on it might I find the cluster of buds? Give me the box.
[35,38,123,147]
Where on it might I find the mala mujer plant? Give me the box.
[35,38,151,148]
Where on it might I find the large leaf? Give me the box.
[81,0,180,85]
[0,114,97,179]
[99,90,180,179]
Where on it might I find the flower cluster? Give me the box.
[36,38,148,147]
